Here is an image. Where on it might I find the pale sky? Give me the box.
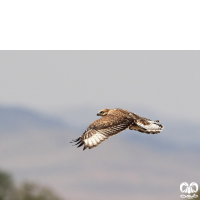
[0,51,199,123]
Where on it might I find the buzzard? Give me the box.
[71,108,164,150]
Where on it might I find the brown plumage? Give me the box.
[71,108,164,150]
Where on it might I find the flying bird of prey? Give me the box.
[71,108,164,150]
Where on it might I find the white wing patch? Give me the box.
[82,129,109,150]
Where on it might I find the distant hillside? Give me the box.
[1,105,199,147]
[0,106,67,133]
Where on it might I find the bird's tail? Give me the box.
[129,119,164,134]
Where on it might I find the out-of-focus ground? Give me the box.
[0,105,199,200]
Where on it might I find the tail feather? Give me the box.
[129,119,164,134]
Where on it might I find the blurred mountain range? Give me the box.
[0,106,67,133]
[0,106,199,200]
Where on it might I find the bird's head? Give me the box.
[97,108,110,116]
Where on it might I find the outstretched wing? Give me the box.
[129,113,164,134]
[71,114,132,150]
